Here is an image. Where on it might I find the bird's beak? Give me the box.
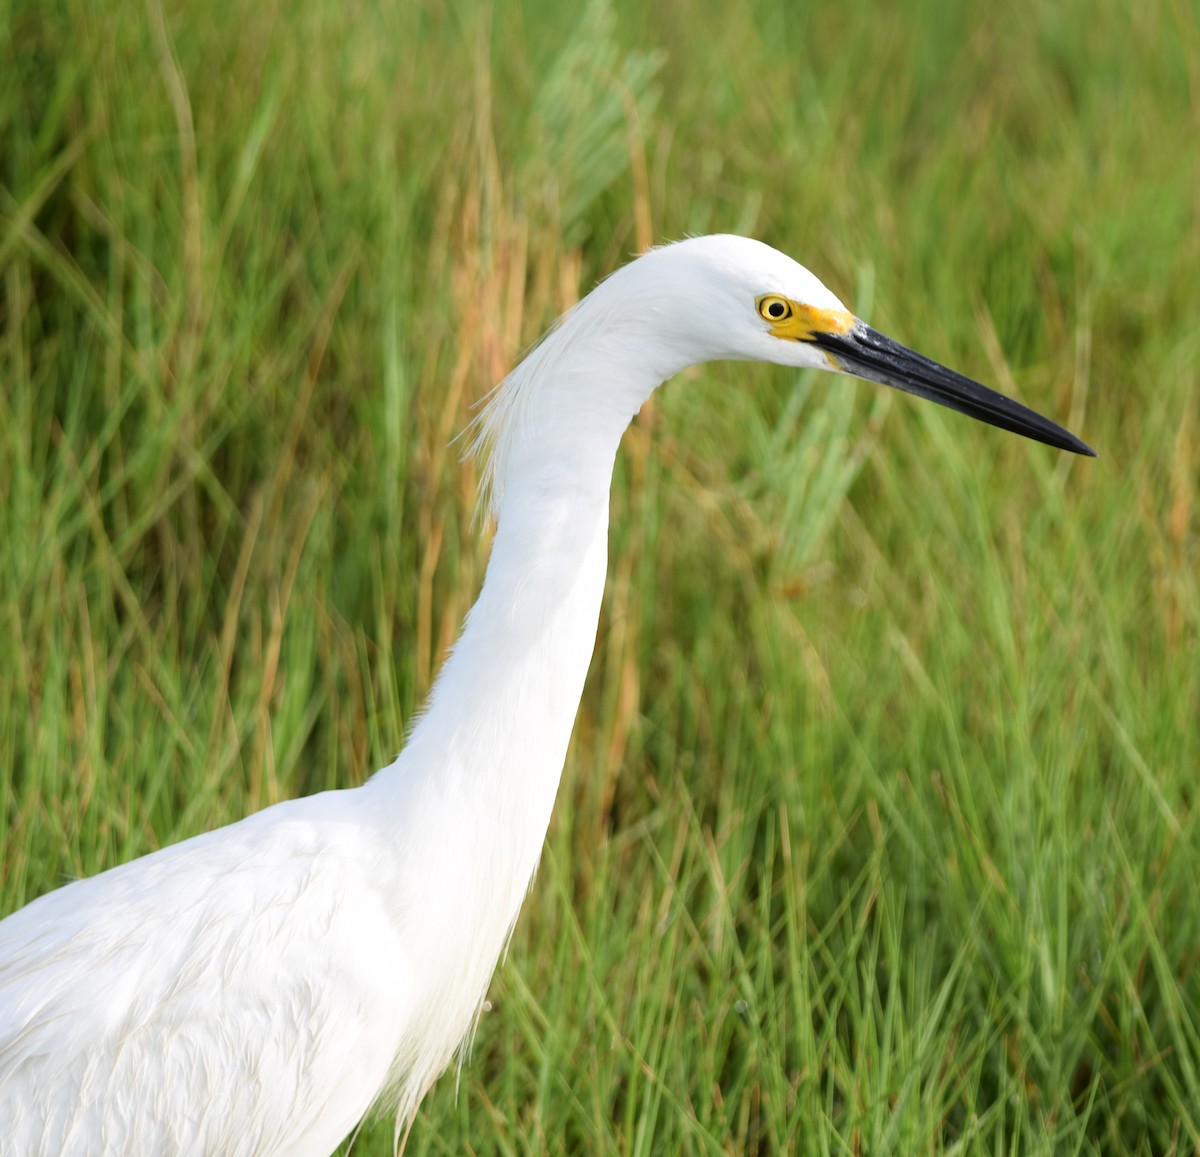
[811,321,1096,457]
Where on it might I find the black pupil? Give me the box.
[769,301,785,318]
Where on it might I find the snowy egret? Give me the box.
[0,235,1093,1155]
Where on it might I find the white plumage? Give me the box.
[0,235,1092,1155]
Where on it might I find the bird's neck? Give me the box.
[376,339,664,925]
[407,467,614,849]
[363,310,671,1108]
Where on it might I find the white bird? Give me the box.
[0,235,1093,1156]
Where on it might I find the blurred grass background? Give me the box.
[2,0,1198,1151]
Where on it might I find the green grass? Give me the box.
[3,0,1198,1151]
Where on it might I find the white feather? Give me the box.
[0,236,855,1154]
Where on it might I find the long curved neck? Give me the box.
[374,321,667,918]
[362,287,684,1115]
[404,467,613,853]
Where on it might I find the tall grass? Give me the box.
[2,0,1198,1151]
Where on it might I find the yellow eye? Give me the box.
[757,295,792,322]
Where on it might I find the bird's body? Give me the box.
[0,794,406,1155]
[0,236,1093,1155]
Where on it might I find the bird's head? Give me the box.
[470,234,1093,520]
[617,235,1094,456]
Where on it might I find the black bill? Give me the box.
[813,324,1096,457]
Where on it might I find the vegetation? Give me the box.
[2,0,1197,1151]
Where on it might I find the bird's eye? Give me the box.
[758,295,792,322]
